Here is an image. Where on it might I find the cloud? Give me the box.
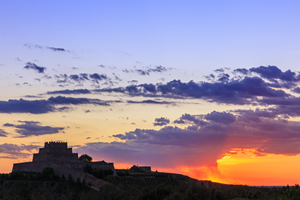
[113,125,227,147]
[174,113,207,126]
[24,43,69,52]
[204,111,236,125]
[259,97,300,106]
[47,46,66,52]
[55,73,108,85]
[127,100,172,105]
[250,66,297,81]
[24,43,43,49]
[3,120,64,137]
[123,65,169,76]
[24,62,46,73]
[0,96,111,114]
[233,68,248,75]
[292,87,300,93]
[0,143,40,159]
[0,99,55,114]
[78,105,300,169]
[153,117,170,126]
[48,96,110,106]
[89,73,107,83]
[0,129,8,137]
[96,76,289,105]
[217,73,230,82]
[47,89,92,95]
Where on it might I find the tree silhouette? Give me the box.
[42,166,55,180]
[78,154,92,162]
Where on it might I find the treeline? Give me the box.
[1,169,300,200]
[83,164,114,179]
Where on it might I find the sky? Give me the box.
[1,0,300,186]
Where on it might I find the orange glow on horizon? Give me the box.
[173,149,300,186]
[216,148,300,186]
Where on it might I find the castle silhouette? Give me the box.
[13,141,115,181]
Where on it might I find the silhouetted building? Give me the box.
[12,141,115,181]
[33,141,78,162]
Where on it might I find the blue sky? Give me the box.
[1,0,300,185]
[1,0,300,74]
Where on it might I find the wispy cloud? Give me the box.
[0,129,8,137]
[0,143,40,159]
[123,65,170,76]
[55,73,109,85]
[24,62,46,73]
[3,121,64,138]
[24,43,69,52]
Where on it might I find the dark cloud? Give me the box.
[217,73,230,82]
[69,74,89,82]
[24,62,46,73]
[250,66,299,82]
[47,89,92,95]
[95,72,291,105]
[204,111,236,125]
[259,97,300,106]
[292,87,300,93]
[215,68,224,73]
[47,46,66,52]
[113,124,227,146]
[0,96,111,114]
[127,100,171,104]
[0,143,40,159]
[48,96,110,106]
[153,117,170,126]
[123,65,169,76]
[174,113,197,124]
[89,73,108,84]
[234,68,248,75]
[55,73,108,85]
[204,74,215,81]
[0,98,55,114]
[3,121,64,137]
[0,129,8,137]
[128,80,138,84]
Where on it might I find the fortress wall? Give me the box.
[33,152,78,162]
[50,163,84,182]
[90,162,115,170]
[12,162,46,173]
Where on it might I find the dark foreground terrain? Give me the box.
[0,170,299,200]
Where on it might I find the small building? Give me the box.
[139,166,151,173]
[129,165,151,173]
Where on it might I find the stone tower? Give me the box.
[33,141,78,163]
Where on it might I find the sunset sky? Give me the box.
[1,0,300,186]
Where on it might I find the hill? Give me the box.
[1,170,300,200]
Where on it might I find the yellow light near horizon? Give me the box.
[216,149,300,186]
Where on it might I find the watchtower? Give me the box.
[33,141,78,163]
